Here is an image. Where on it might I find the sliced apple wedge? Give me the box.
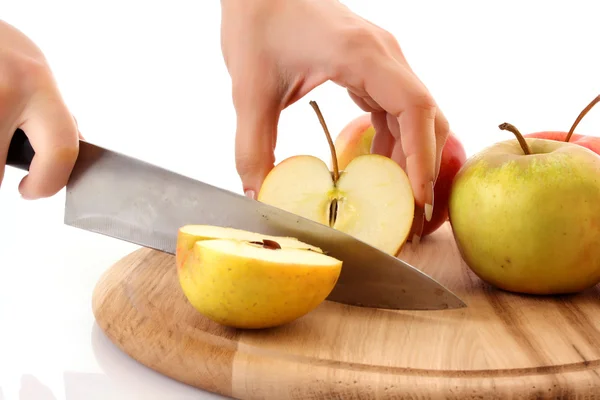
[176,224,322,270]
[176,225,342,329]
[257,101,415,256]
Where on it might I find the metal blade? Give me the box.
[64,141,466,310]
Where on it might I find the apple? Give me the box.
[333,113,467,238]
[448,120,600,295]
[176,224,342,329]
[523,94,600,154]
[257,101,415,256]
[333,113,375,171]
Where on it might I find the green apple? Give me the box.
[448,121,600,295]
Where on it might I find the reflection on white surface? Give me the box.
[18,375,56,400]
[0,324,230,400]
[0,169,231,400]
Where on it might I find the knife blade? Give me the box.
[7,128,466,310]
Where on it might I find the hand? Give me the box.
[0,20,80,199]
[220,0,449,221]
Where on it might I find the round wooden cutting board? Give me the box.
[92,222,600,399]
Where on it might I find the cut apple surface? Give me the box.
[334,113,467,238]
[176,224,323,268]
[176,225,342,329]
[258,153,415,256]
[257,101,415,256]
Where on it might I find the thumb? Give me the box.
[233,90,280,199]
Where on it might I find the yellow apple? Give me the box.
[449,121,600,295]
[257,101,415,256]
[176,225,342,329]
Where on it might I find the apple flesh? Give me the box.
[176,225,342,329]
[448,134,600,295]
[334,113,467,238]
[258,153,415,256]
[257,101,415,256]
[176,224,322,269]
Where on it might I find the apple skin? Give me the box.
[334,114,467,237]
[448,137,600,295]
[524,131,600,155]
[334,114,375,171]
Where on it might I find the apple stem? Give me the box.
[565,94,600,142]
[309,100,340,183]
[498,122,531,155]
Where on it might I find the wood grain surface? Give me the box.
[92,222,600,399]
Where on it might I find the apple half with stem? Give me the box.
[176,224,342,329]
[257,101,415,256]
[333,114,467,239]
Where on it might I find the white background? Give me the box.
[1,0,599,399]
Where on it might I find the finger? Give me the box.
[18,95,79,199]
[362,59,437,210]
[347,90,379,113]
[386,112,407,170]
[397,103,436,211]
[0,128,12,189]
[384,112,423,240]
[370,111,394,158]
[232,83,280,199]
[433,107,450,183]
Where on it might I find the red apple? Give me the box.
[524,131,600,155]
[333,113,467,238]
[523,95,600,155]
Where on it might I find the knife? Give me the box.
[6,128,466,310]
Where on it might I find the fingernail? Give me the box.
[245,190,256,200]
[425,203,433,222]
[425,181,434,222]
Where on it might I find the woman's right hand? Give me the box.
[0,20,80,200]
[220,0,450,230]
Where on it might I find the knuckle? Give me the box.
[379,29,401,51]
[235,146,276,189]
[339,25,380,51]
[411,95,438,118]
[436,115,451,138]
[332,24,403,83]
[334,25,386,67]
[15,55,53,91]
[235,152,268,177]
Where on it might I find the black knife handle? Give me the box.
[6,129,35,171]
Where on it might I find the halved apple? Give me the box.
[176,225,342,329]
[257,101,415,256]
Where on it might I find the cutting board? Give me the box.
[92,222,600,399]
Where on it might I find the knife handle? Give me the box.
[6,129,35,171]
